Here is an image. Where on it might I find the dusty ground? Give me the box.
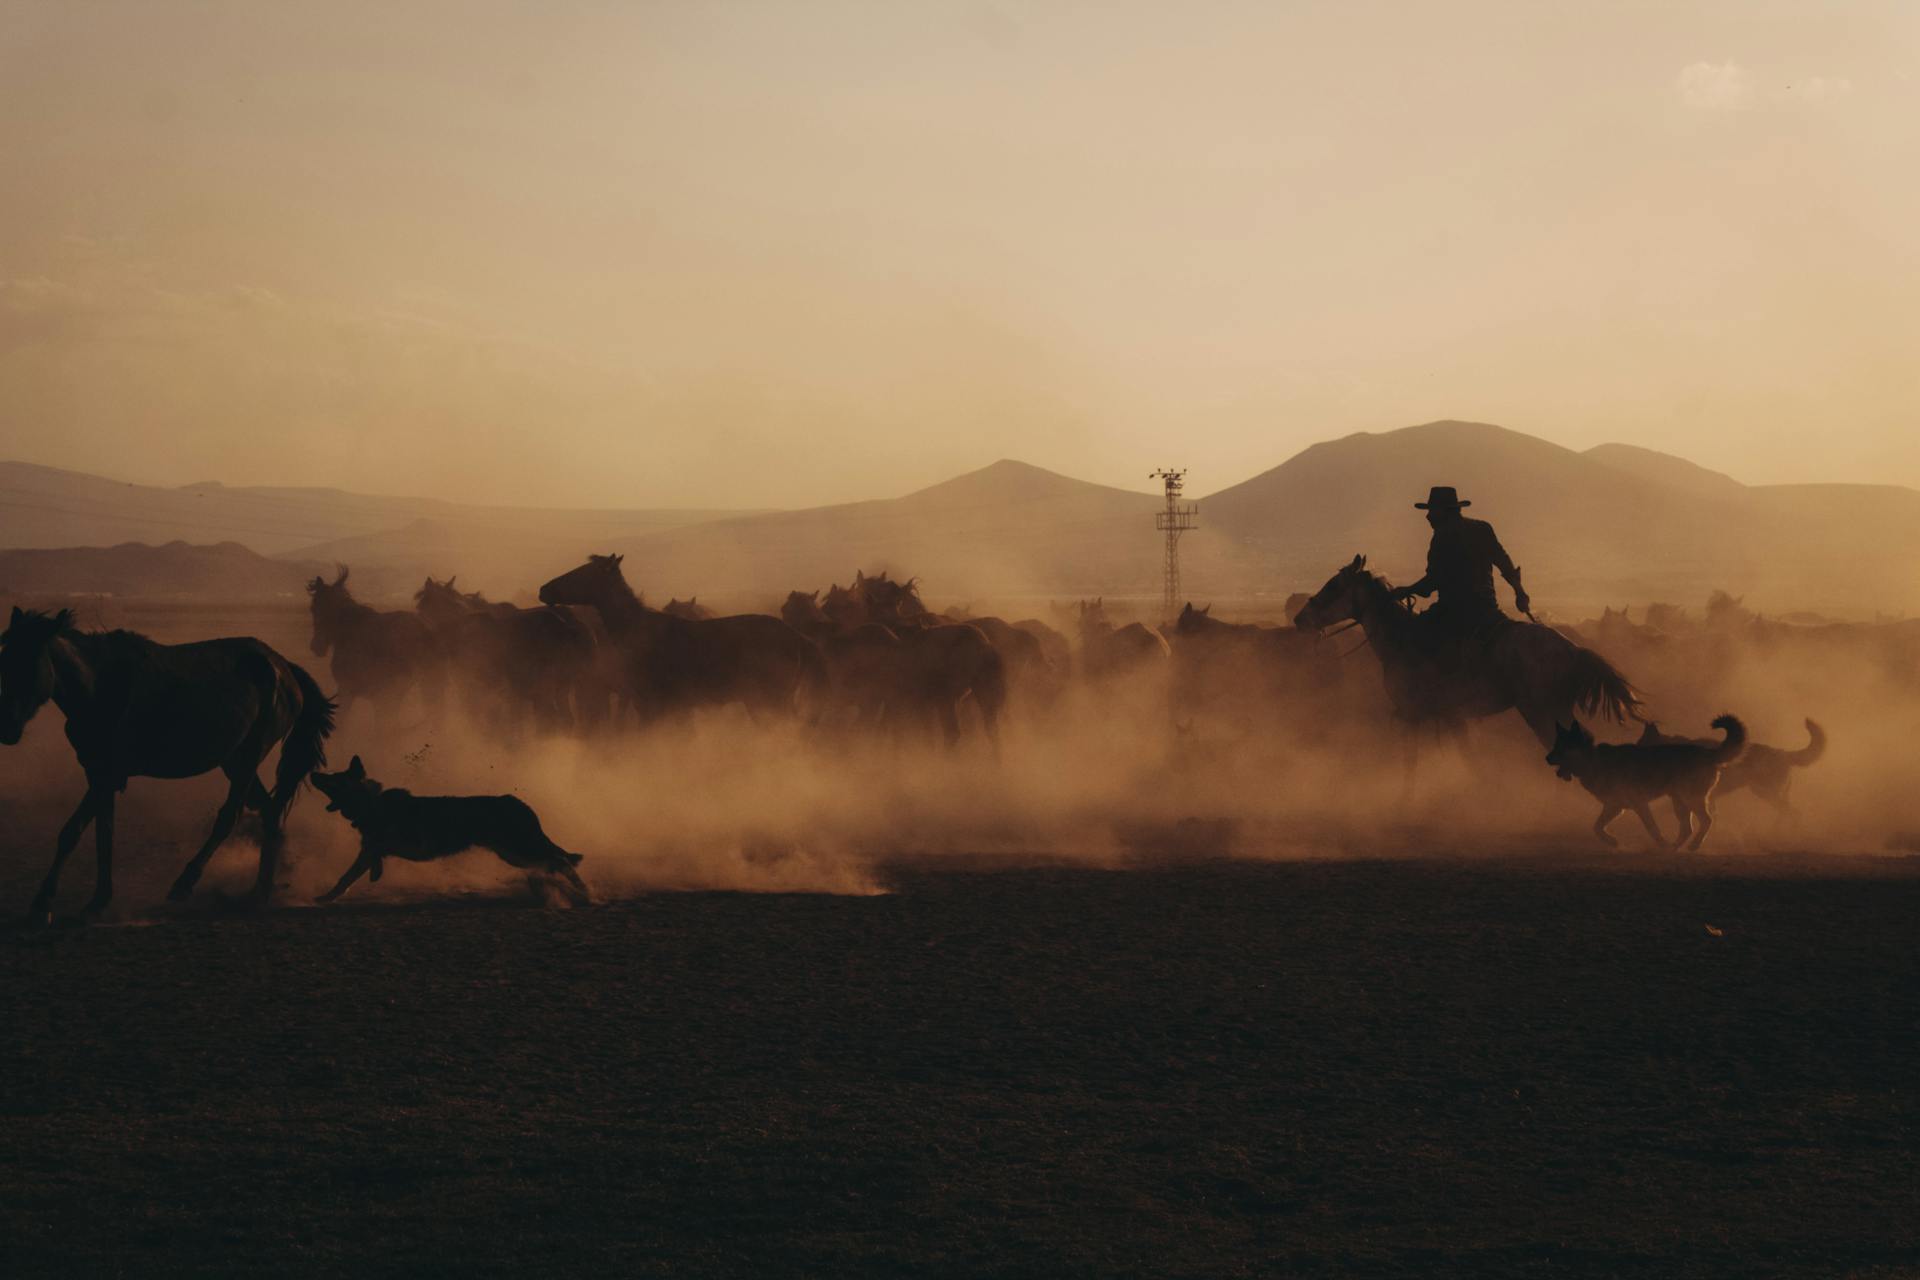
[2,850,1915,1279]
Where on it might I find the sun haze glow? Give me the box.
[2,0,1915,507]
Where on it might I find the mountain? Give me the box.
[606,460,1163,606]
[0,541,335,600]
[0,461,753,597]
[1582,443,1745,498]
[1197,421,1920,613]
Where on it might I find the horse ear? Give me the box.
[348,755,365,778]
[446,576,456,589]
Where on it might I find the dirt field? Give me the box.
[3,849,1915,1279]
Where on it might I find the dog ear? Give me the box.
[348,755,365,778]
[9,605,21,625]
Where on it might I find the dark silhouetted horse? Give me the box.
[664,597,714,620]
[415,576,602,734]
[0,606,335,921]
[539,554,826,724]
[1074,597,1170,679]
[307,567,445,725]
[1170,602,1350,739]
[782,589,913,729]
[819,576,1006,748]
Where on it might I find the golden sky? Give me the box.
[2,1,1915,508]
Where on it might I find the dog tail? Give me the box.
[274,662,338,812]
[1568,644,1644,724]
[1787,718,1827,767]
[1708,713,1747,766]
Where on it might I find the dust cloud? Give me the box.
[4,580,1915,920]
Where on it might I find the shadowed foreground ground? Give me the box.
[2,857,1916,1278]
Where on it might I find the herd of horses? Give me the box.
[1,551,1652,922]
[307,552,1643,753]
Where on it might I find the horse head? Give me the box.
[0,606,75,744]
[539,553,628,610]
[306,565,355,656]
[414,575,477,625]
[1293,555,1382,631]
[781,590,828,629]
[821,582,865,628]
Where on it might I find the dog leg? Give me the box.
[1592,805,1622,847]
[1686,802,1714,852]
[1631,802,1666,850]
[1668,797,1692,850]
[316,851,375,904]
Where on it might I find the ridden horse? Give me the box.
[0,607,335,921]
[414,576,603,733]
[538,554,826,724]
[1292,555,1640,746]
[307,567,446,725]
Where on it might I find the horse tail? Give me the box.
[1787,718,1827,767]
[1567,643,1642,723]
[1708,713,1747,766]
[273,662,338,810]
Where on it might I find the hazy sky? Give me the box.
[2,1,1915,507]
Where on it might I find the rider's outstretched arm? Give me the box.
[1486,529,1531,613]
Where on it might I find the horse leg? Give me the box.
[936,698,962,749]
[977,698,1002,759]
[249,769,294,908]
[28,791,98,923]
[83,788,116,918]
[1513,698,1562,750]
[168,772,254,902]
[1591,804,1622,847]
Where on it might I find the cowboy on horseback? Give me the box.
[1393,486,1531,635]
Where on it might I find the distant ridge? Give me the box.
[5,422,1919,612]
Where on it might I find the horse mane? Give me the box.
[3,608,154,660]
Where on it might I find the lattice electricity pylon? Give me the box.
[1150,468,1199,622]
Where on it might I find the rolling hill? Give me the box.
[601,460,1164,607]
[6,423,1918,614]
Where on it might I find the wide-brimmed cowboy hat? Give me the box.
[1414,485,1471,510]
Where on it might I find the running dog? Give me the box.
[310,756,589,903]
[1638,717,1825,813]
[1545,714,1746,851]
